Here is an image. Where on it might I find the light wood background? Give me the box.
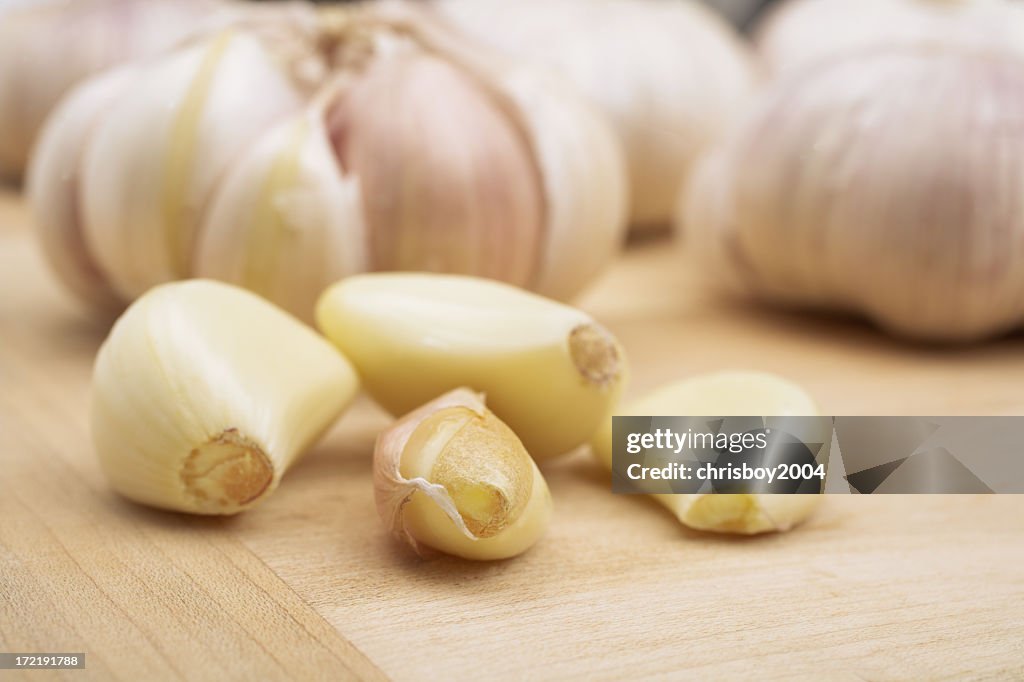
[1,188,1022,681]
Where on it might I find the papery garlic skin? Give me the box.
[194,110,370,322]
[197,17,627,318]
[317,273,626,460]
[0,0,221,178]
[592,372,823,535]
[79,29,309,301]
[685,46,1024,342]
[91,279,359,515]
[374,388,552,560]
[28,67,135,312]
[434,0,755,228]
[756,0,1024,76]
[328,44,545,288]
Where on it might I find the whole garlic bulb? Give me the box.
[432,0,755,228]
[756,0,1024,76]
[30,19,317,311]
[196,13,626,316]
[685,45,1024,342]
[31,4,628,321]
[0,0,224,179]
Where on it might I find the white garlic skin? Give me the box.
[197,24,628,318]
[756,0,1024,76]
[28,66,135,312]
[685,46,1024,342]
[29,26,311,309]
[193,110,370,322]
[434,0,756,228]
[0,0,221,178]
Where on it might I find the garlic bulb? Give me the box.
[374,388,552,560]
[32,4,627,321]
[30,16,321,310]
[756,0,1024,76]
[0,0,224,178]
[685,45,1024,342]
[592,372,823,534]
[432,0,755,228]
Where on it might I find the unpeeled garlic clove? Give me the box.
[685,45,1024,341]
[79,29,311,301]
[193,110,370,322]
[592,372,824,534]
[316,273,627,460]
[91,279,359,515]
[326,44,545,290]
[375,388,552,560]
[28,66,136,312]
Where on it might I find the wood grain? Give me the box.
[1,188,1022,681]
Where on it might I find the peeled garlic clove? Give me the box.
[317,273,627,460]
[194,110,369,323]
[433,0,755,228]
[756,0,1024,76]
[78,28,310,300]
[28,66,135,312]
[375,388,552,560]
[686,46,1024,342]
[0,0,222,178]
[91,279,359,515]
[592,372,823,534]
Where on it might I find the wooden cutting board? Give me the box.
[2,188,1022,681]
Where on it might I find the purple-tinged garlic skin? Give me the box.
[686,45,1024,342]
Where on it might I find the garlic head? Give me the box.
[685,45,1024,341]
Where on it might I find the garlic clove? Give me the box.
[659,493,822,535]
[490,57,629,299]
[326,43,546,290]
[79,28,309,300]
[592,372,823,535]
[374,388,552,560]
[350,5,629,300]
[402,11,630,299]
[91,279,359,515]
[194,109,369,323]
[317,273,627,460]
[28,66,136,312]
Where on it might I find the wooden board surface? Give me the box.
[1,188,1022,681]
